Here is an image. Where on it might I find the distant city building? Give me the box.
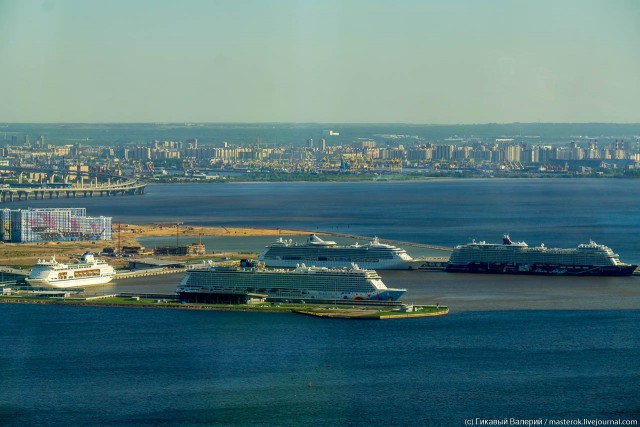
[1,208,112,243]
[1,125,639,180]
[355,140,376,149]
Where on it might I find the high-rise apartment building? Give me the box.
[1,208,112,243]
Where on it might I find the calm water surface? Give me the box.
[1,305,639,426]
[4,179,640,425]
[11,179,640,263]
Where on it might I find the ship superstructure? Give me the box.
[446,235,637,276]
[177,263,406,302]
[25,252,115,287]
[258,234,417,270]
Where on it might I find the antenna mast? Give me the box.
[117,223,121,255]
[176,221,183,248]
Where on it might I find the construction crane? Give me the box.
[154,221,185,247]
[132,161,143,177]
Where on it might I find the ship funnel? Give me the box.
[502,234,513,245]
[308,234,336,246]
[82,252,95,263]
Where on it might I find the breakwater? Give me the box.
[0,295,446,320]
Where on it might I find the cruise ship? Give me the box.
[258,234,418,270]
[177,262,406,302]
[25,252,115,287]
[446,235,637,276]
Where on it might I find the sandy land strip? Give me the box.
[0,224,310,268]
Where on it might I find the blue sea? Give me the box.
[3,179,640,425]
[11,178,640,263]
[1,306,639,426]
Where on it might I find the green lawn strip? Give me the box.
[0,296,448,317]
[366,306,449,318]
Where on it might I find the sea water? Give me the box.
[3,179,640,425]
[11,179,640,263]
[0,305,638,426]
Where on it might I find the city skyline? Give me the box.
[1,0,639,124]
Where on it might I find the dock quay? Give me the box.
[0,292,448,320]
[114,268,186,280]
[118,292,179,300]
[293,305,449,320]
[415,257,450,270]
[266,297,403,307]
[0,266,29,276]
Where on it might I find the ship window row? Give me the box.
[182,289,371,300]
[188,282,373,293]
[266,249,394,259]
[185,280,372,289]
[74,269,100,278]
[453,252,614,260]
[451,252,616,265]
[208,270,379,279]
[188,275,373,292]
[455,248,614,257]
[274,256,381,263]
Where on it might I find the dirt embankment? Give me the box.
[0,224,307,268]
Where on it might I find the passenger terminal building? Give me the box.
[1,208,112,243]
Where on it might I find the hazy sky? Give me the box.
[1,0,639,123]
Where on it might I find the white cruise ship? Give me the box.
[178,262,406,302]
[258,234,418,270]
[446,235,637,276]
[25,252,115,288]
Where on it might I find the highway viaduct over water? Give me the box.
[0,167,146,203]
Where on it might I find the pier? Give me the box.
[0,266,29,276]
[114,268,186,280]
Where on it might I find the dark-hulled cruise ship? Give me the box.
[258,234,419,270]
[445,235,637,276]
[178,262,406,302]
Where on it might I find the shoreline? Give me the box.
[146,175,640,186]
[0,224,311,268]
[3,296,640,313]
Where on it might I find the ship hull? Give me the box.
[259,234,416,270]
[261,259,417,270]
[178,288,405,302]
[445,262,637,276]
[25,252,115,288]
[25,275,114,288]
[178,266,406,303]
